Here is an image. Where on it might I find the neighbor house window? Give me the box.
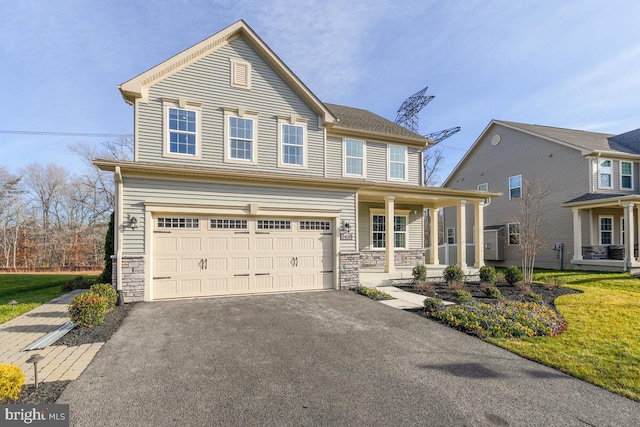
[621,161,633,190]
[371,214,408,249]
[478,183,489,205]
[388,145,407,180]
[447,227,455,244]
[509,175,522,199]
[168,108,197,155]
[280,123,306,167]
[600,216,613,245]
[508,223,520,245]
[224,109,258,164]
[344,139,365,176]
[599,159,612,188]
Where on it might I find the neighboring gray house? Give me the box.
[98,20,494,302]
[441,120,640,272]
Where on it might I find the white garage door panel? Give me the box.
[153,216,334,299]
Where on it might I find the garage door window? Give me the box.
[157,218,199,228]
[257,220,291,230]
[300,221,331,231]
[210,218,248,229]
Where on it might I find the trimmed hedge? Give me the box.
[68,293,108,328]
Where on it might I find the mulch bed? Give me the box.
[2,303,135,405]
[397,281,581,307]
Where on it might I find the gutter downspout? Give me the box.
[115,166,124,304]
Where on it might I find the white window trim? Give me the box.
[598,159,613,189]
[446,227,455,244]
[621,217,625,245]
[507,222,520,246]
[162,99,202,160]
[599,215,614,245]
[369,208,410,250]
[509,175,522,200]
[387,144,408,182]
[223,108,259,165]
[620,160,634,190]
[230,58,251,89]
[478,183,490,206]
[277,116,308,169]
[343,138,366,177]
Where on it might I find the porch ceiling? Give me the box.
[358,186,500,208]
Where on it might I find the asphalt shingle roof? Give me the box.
[564,193,628,204]
[324,103,428,142]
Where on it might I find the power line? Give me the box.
[0,130,129,138]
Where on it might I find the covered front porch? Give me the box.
[564,194,640,272]
[340,184,497,288]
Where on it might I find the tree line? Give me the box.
[0,136,131,270]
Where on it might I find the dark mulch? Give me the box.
[397,281,581,307]
[2,303,135,405]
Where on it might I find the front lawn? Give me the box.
[489,270,640,401]
[0,274,97,324]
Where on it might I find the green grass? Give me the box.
[0,274,97,324]
[488,270,640,401]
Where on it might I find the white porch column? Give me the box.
[624,203,635,267]
[572,208,583,261]
[474,201,485,268]
[457,200,467,268]
[430,207,440,265]
[385,195,395,273]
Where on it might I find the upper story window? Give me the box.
[163,99,202,159]
[477,183,489,205]
[344,139,365,177]
[388,145,407,181]
[599,159,612,188]
[230,59,251,89]
[509,175,522,199]
[281,124,305,167]
[621,161,633,190]
[224,108,258,165]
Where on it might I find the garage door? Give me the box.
[152,216,334,299]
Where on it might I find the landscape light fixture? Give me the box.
[8,300,17,311]
[26,353,45,390]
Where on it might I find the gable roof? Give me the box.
[119,20,335,125]
[325,103,431,147]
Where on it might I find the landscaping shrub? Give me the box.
[443,265,464,284]
[515,281,532,294]
[89,283,118,312]
[414,281,434,293]
[543,276,566,290]
[452,289,473,304]
[495,271,506,283]
[505,266,523,285]
[68,293,108,328]
[424,298,444,312]
[429,300,567,339]
[479,266,497,284]
[0,364,25,402]
[525,292,544,303]
[448,281,465,291]
[97,211,115,284]
[483,286,503,299]
[412,264,427,282]
[353,286,392,301]
[61,276,95,293]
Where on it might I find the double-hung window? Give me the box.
[281,124,305,166]
[371,214,408,249]
[163,100,201,158]
[477,183,489,205]
[621,161,633,190]
[344,139,365,176]
[508,223,520,245]
[600,216,613,245]
[509,175,522,199]
[599,159,612,188]
[447,227,455,244]
[224,109,258,164]
[388,145,407,180]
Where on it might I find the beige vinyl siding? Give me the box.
[136,37,324,177]
[446,124,590,269]
[591,159,638,194]
[408,147,422,185]
[357,202,424,250]
[590,208,626,245]
[121,176,357,253]
[365,142,387,182]
[326,135,342,177]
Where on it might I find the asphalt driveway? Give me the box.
[59,291,640,426]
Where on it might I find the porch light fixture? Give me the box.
[340,221,351,232]
[128,216,138,230]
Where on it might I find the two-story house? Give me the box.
[97,20,495,302]
[441,120,640,273]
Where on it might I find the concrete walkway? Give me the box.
[376,286,455,309]
[0,291,103,384]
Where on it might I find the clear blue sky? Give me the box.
[2,0,639,183]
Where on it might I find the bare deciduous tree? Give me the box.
[509,177,553,284]
[423,147,445,186]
